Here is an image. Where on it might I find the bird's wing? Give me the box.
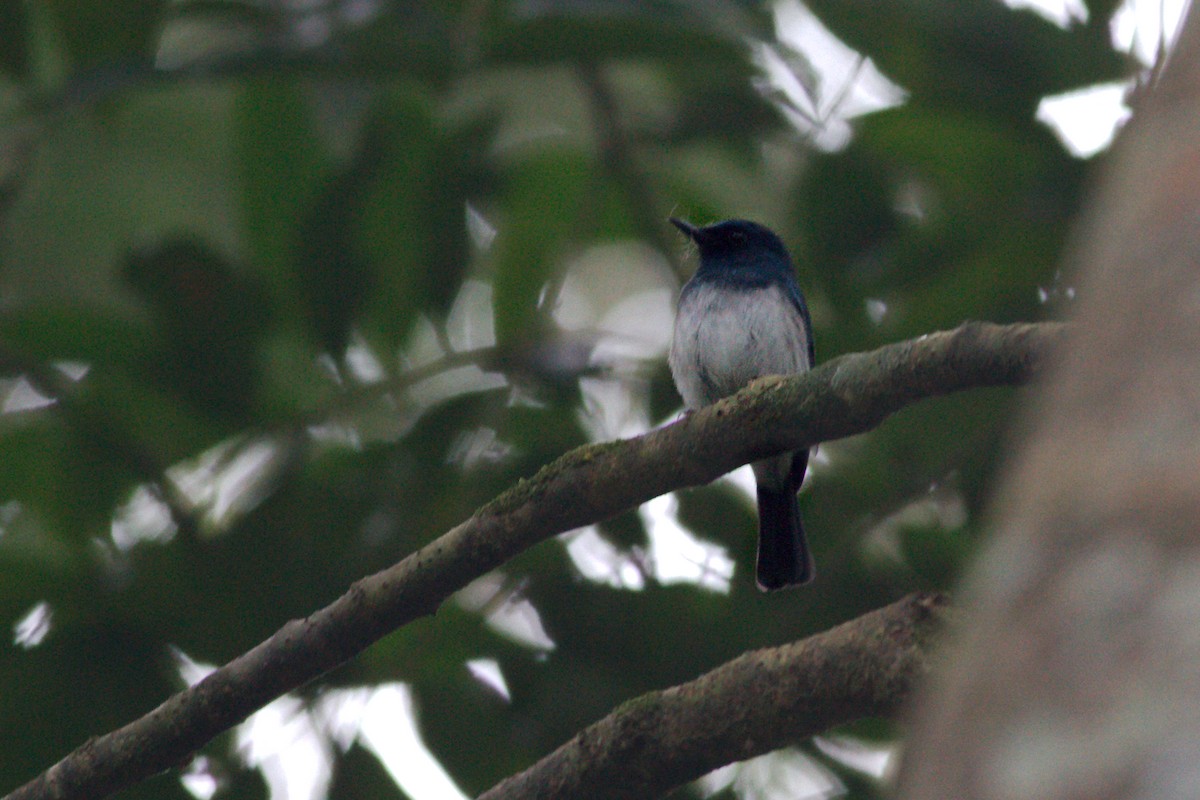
[782,277,815,368]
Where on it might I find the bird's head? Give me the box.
[669,218,792,275]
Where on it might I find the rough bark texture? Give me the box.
[5,321,1058,800]
[479,593,945,800]
[896,11,1200,800]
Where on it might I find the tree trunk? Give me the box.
[896,8,1200,799]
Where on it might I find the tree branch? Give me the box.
[479,592,946,800]
[4,320,1061,800]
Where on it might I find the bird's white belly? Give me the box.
[669,282,810,409]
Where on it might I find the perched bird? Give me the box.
[668,218,815,590]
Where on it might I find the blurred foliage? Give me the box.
[0,0,1138,798]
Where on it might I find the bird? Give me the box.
[667,217,815,590]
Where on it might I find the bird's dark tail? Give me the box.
[755,485,813,590]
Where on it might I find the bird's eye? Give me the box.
[731,231,746,244]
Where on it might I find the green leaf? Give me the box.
[0,304,150,369]
[0,412,138,540]
[294,120,382,357]
[235,78,328,300]
[0,623,180,794]
[807,0,1128,115]
[0,0,29,78]
[123,236,270,423]
[491,150,593,344]
[353,91,496,352]
[44,0,166,69]
[328,743,403,800]
[485,7,759,67]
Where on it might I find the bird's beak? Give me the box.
[669,217,700,240]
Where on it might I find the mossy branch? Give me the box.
[479,593,947,800]
[5,320,1062,800]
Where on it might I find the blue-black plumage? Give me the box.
[668,217,815,590]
